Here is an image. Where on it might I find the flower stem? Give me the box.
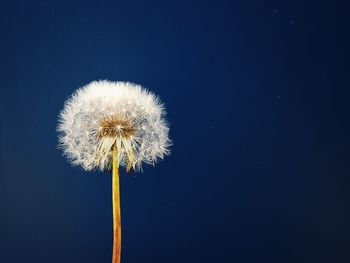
[112,143,121,263]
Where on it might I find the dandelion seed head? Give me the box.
[57,80,171,172]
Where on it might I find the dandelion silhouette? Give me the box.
[57,80,171,263]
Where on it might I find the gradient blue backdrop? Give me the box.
[1,1,349,262]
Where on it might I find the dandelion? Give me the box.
[57,80,171,263]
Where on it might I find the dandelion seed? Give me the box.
[57,80,171,263]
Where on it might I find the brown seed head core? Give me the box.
[98,117,135,139]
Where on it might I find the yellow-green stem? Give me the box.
[112,143,121,263]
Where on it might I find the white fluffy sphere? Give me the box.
[57,80,171,172]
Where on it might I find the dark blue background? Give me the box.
[1,1,349,262]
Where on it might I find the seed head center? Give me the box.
[98,117,135,139]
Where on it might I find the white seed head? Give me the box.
[57,80,171,172]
